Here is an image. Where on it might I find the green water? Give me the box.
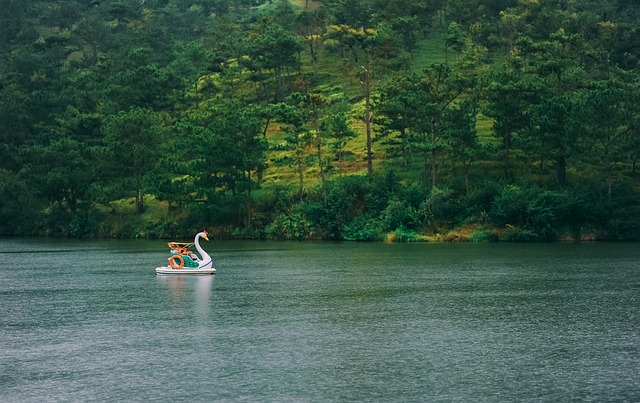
[1,239,639,401]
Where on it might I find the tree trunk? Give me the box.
[361,67,373,180]
[555,152,566,186]
[423,151,429,185]
[503,128,511,180]
[246,170,253,228]
[401,128,409,169]
[136,171,144,214]
[431,151,437,188]
[430,122,437,188]
[298,161,304,202]
[274,67,281,102]
[317,138,327,207]
[464,160,471,195]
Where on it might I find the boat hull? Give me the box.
[155,266,216,275]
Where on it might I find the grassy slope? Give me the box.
[260,23,498,192]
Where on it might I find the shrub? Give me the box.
[416,187,459,232]
[342,214,383,241]
[266,212,312,240]
[458,181,501,224]
[489,185,533,227]
[381,198,417,232]
[469,229,499,242]
[490,185,579,241]
[607,206,640,240]
[390,225,426,242]
[499,227,539,242]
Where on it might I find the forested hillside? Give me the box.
[2,0,640,241]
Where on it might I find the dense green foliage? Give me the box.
[2,0,640,241]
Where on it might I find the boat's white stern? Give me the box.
[155,266,216,275]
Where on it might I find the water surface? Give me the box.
[1,239,639,401]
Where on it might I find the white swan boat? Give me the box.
[155,231,216,275]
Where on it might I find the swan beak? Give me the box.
[204,235,209,241]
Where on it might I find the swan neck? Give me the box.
[195,234,210,261]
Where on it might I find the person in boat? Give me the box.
[187,250,199,262]
[171,243,200,262]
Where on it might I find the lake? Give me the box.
[1,239,639,402]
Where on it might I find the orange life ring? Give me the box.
[169,255,184,270]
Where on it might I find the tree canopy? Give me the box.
[2,0,640,241]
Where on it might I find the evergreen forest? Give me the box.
[2,0,640,241]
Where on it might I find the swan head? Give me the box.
[199,230,209,241]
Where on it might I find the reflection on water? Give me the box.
[157,275,214,321]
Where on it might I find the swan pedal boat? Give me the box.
[155,231,216,275]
